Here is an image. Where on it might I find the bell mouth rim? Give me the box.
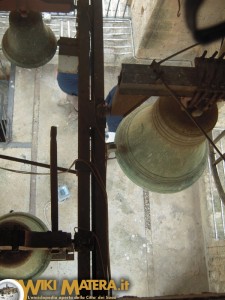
[115,122,208,193]
[0,212,49,230]
[116,145,207,193]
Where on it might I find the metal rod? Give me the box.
[91,0,110,295]
[188,90,205,108]
[208,132,225,207]
[50,126,58,232]
[158,42,199,65]
[208,156,219,239]
[106,0,111,17]
[115,0,120,18]
[0,154,77,174]
[123,0,128,18]
[219,138,225,237]
[77,0,91,288]
[213,154,225,166]
[214,130,225,144]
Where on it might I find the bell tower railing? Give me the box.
[0,69,14,144]
[208,129,225,239]
[103,0,131,19]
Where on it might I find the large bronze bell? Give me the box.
[115,96,218,193]
[2,11,57,68]
[0,212,51,279]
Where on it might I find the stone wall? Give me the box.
[130,0,225,61]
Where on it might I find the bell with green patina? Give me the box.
[0,212,51,279]
[2,11,57,68]
[115,96,218,193]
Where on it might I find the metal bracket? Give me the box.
[74,230,94,252]
[51,249,74,261]
[0,228,94,259]
[75,160,91,173]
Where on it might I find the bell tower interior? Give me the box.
[0,1,225,299]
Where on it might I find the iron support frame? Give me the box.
[77,0,109,295]
[91,0,109,295]
[77,0,91,288]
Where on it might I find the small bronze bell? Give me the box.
[115,96,218,193]
[0,212,51,279]
[2,11,57,68]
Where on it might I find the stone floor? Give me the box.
[0,61,212,297]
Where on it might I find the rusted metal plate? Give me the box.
[0,0,74,12]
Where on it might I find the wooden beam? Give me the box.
[0,0,74,12]
[111,61,225,115]
[119,64,199,97]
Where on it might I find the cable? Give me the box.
[75,226,107,280]
[0,166,52,175]
[157,42,199,65]
[76,159,108,200]
[74,227,112,296]
[93,108,107,145]
[160,76,225,162]
[75,159,111,291]
[88,156,112,291]
[0,158,77,176]
[91,157,111,285]
[64,158,76,174]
